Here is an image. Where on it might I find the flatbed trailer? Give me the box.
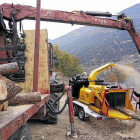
[73,100,108,121]
[0,94,49,140]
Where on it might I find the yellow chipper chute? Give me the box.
[71,63,139,121]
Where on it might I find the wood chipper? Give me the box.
[70,63,139,121]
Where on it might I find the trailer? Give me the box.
[70,64,139,122]
[0,94,49,140]
[73,100,108,121]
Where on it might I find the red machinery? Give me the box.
[0,3,140,52]
[0,1,140,139]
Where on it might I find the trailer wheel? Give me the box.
[8,123,32,140]
[79,107,85,121]
[73,103,79,116]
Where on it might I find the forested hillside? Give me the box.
[53,44,82,77]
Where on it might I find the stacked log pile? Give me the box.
[0,62,41,111]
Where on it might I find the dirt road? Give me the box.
[28,95,140,140]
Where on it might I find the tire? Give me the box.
[8,123,32,140]
[73,103,79,117]
[41,93,60,123]
[79,107,85,121]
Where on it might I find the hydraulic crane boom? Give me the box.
[0,3,140,53]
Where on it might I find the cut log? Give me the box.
[0,74,23,105]
[5,77,23,99]
[0,101,9,112]
[2,101,8,111]
[0,104,3,111]
[9,92,41,105]
[0,74,7,101]
[116,107,140,120]
[0,62,19,75]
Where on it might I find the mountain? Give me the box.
[48,39,53,43]
[50,4,140,64]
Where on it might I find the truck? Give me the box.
[0,1,75,140]
[0,0,140,139]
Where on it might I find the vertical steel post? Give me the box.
[33,0,41,92]
[65,86,77,138]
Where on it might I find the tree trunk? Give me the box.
[9,92,41,105]
[0,62,19,75]
[0,101,8,111]
[0,104,3,111]
[0,74,23,105]
[0,74,7,101]
[2,101,8,111]
[116,107,140,120]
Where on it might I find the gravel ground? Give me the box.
[28,95,140,140]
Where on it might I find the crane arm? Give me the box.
[0,3,135,29]
[0,3,140,53]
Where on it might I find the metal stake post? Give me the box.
[33,0,41,92]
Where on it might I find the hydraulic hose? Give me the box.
[53,92,65,104]
[8,20,15,34]
[47,96,68,114]
[134,91,140,97]
[0,14,15,32]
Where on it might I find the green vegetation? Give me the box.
[53,44,83,77]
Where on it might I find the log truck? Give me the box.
[0,0,140,139]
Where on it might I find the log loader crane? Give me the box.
[0,1,140,139]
